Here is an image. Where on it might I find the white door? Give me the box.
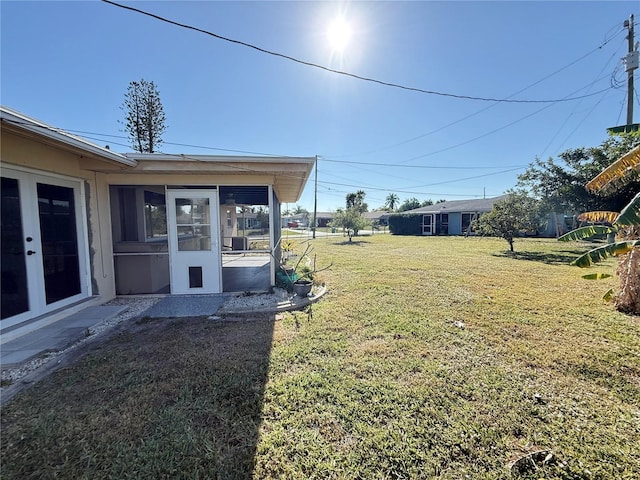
[422,214,434,235]
[167,190,221,294]
[1,169,88,328]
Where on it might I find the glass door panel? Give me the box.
[1,177,29,319]
[37,183,81,304]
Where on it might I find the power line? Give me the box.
[399,74,612,165]
[328,23,626,159]
[540,49,620,159]
[60,128,293,157]
[101,0,614,105]
[2,117,511,202]
[320,157,526,170]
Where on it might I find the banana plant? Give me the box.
[558,197,640,268]
[558,145,639,309]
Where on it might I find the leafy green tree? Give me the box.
[474,191,541,252]
[346,190,368,213]
[517,133,640,214]
[293,205,308,215]
[329,208,370,242]
[421,199,434,207]
[330,191,370,241]
[385,193,400,211]
[122,79,167,153]
[558,145,640,314]
[398,197,421,212]
[256,207,269,232]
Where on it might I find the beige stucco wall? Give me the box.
[1,130,118,303]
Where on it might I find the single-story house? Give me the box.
[314,212,334,227]
[363,211,391,227]
[1,106,314,342]
[394,196,508,235]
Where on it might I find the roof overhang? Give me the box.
[0,106,136,167]
[121,153,316,203]
[0,106,315,204]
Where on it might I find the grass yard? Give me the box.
[2,235,639,479]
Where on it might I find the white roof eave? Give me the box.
[0,106,136,167]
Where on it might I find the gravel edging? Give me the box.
[1,297,160,394]
[1,288,326,405]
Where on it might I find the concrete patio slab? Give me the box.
[141,295,227,318]
[1,305,127,369]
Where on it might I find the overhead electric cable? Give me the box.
[320,157,526,169]
[315,179,488,197]
[3,118,506,202]
[537,48,619,159]
[329,23,626,159]
[400,73,612,164]
[62,128,292,157]
[101,0,612,104]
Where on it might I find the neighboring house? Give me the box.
[363,211,390,227]
[315,212,334,227]
[1,106,315,342]
[396,196,508,235]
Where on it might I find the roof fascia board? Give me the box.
[125,153,315,165]
[0,106,136,167]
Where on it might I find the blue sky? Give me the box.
[1,1,637,212]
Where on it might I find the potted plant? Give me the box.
[280,243,331,297]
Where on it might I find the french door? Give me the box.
[167,190,221,294]
[1,169,88,328]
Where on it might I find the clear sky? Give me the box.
[1,1,637,212]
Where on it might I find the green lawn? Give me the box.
[2,235,639,479]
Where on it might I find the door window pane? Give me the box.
[1,177,29,319]
[177,226,211,251]
[37,183,81,304]
[175,198,210,225]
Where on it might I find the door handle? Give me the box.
[27,250,36,256]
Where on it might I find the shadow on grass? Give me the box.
[331,239,372,246]
[492,249,585,265]
[0,314,275,479]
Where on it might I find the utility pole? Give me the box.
[624,14,638,125]
[312,155,318,239]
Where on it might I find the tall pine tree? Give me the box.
[122,79,167,153]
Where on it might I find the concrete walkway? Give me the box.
[1,306,127,368]
[1,287,326,372]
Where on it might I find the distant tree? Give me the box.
[122,79,166,153]
[474,191,542,252]
[346,190,368,213]
[256,207,269,231]
[398,197,421,212]
[330,208,370,242]
[517,133,640,214]
[385,193,400,211]
[293,205,308,215]
[421,199,434,207]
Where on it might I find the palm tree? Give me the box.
[559,145,640,313]
[385,193,400,211]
